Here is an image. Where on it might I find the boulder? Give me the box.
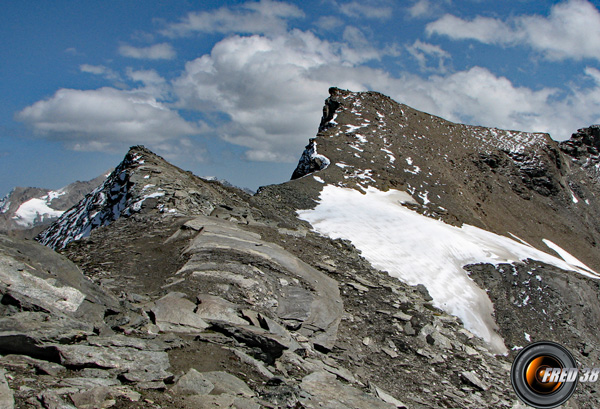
[171,369,214,396]
[300,371,396,409]
[195,294,247,325]
[149,292,209,333]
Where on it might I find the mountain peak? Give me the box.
[37,146,251,249]
[287,88,600,274]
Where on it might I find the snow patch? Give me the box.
[569,189,579,203]
[345,124,366,133]
[46,190,66,202]
[355,134,368,144]
[298,186,600,353]
[381,148,396,163]
[542,239,597,277]
[12,198,65,228]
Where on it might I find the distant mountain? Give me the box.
[0,173,109,238]
[200,175,255,195]
[37,146,254,249]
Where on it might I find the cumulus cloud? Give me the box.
[173,32,339,162]
[162,0,304,37]
[171,29,399,162]
[426,0,600,62]
[406,40,450,73]
[118,43,176,60]
[165,17,600,164]
[126,68,170,99]
[20,0,600,168]
[16,87,201,152]
[364,66,600,140]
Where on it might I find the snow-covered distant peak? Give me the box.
[12,198,65,228]
[45,189,67,202]
[11,189,69,227]
[298,185,599,353]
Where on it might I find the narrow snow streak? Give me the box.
[298,186,599,354]
[542,239,596,275]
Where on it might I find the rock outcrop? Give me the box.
[37,146,253,250]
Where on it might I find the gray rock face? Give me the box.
[172,368,215,395]
[195,294,248,326]
[150,292,209,334]
[300,371,396,409]
[56,344,172,382]
[175,215,342,351]
[0,369,14,409]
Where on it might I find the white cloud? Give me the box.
[166,16,600,165]
[16,87,201,152]
[64,47,82,56]
[426,0,600,62]
[80,64,121,81]
[341,26,386,64]
[172,29,394,162]
[315,16,344,31]
[426,14,514,44]
[23,1,600,169]
[173,32,336,162]
[126,68,165,85]
[585,66,600,84]
[408,0,432,18]
[162,0,304,37]
[406,40,450,73]
[126,68,170,99]
[339,1,393,19]
[118,43,176,60]
[364,66,600,140]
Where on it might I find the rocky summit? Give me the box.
[1,88,600,408]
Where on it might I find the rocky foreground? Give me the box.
[2,88,600,408]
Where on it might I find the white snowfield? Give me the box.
[13,196,65,227]
[298,185,599,354]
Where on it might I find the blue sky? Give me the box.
[3,0,600,196]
